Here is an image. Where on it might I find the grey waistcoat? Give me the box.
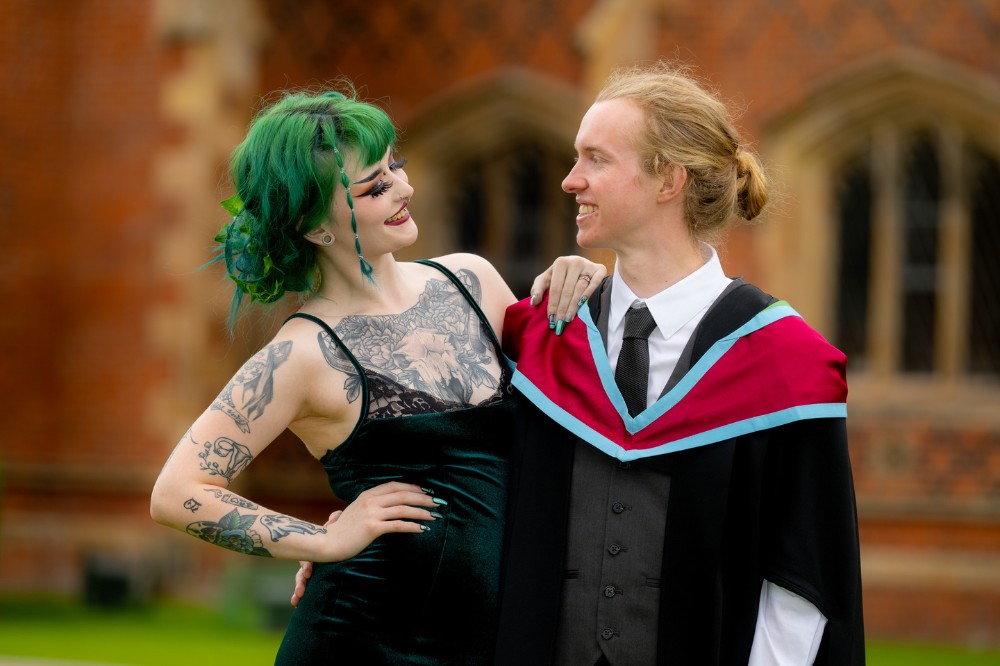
[553,280,739,666]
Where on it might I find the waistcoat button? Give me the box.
[603,585,617,598]
[611,501,625,514]
[601,628,615,640]
[608,544,622,555]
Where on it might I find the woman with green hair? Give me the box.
[150,87,602,663]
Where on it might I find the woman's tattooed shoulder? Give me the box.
[211,341,292,433]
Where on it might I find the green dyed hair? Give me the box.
[213,87,397,327]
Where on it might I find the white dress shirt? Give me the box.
[606,245,827,665]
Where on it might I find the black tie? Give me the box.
[615,303,658,417]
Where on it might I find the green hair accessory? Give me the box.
[220,193,243,217]
[214,195,288,313]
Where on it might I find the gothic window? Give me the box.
[833,129,1000,378]
[900,133,940,373]
[834,154,873,372]
[968,149,1000,376]
[448,142,578,298]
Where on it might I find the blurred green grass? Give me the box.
[0,595,998,665]
[0,596,284,666]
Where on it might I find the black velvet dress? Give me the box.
[275,263,513,665]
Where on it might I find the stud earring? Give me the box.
[322,233,334,246]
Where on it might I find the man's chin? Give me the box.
[575,232,599,250]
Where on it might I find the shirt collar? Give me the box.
[609,244,731,341]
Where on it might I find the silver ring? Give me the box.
[578,272,593,284]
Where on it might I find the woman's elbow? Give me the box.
[149,475,177,526]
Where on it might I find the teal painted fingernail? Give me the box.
[420,487,435,495]
[433,497,448,506]
[555,320,566,336]
[578,295,589,307]
[430,512,443,519]
[420,525,431,532]
[548,314,556,329]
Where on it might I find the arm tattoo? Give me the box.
[188,431,253,485]
[183,498,202,512]
[186,509,272,557]
[203,487,259,509]
[260,514,327,541]
[320,270,500,405]
[211,341,293,432]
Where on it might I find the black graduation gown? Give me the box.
[495,279,865,665]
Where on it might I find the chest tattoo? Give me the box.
[318,270,503,408]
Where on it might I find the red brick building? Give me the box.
[1,0,998,647]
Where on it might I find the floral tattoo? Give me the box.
[186,509,272,557]
[320,270,501,407]
[188,431,253,486]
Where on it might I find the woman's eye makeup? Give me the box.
[357,155,406,197]
[366,180,393,198]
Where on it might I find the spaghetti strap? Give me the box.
[285,312,370,443]
[414,259,503,352]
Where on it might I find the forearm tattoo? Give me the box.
[211,341,292,432]
[187,431,253,485]
[260,514,327,541]
[203,487,259,509]
[319,270,500,405]
[186,509,272,557]
[185,509,326,556]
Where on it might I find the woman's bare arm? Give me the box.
[150,328,439,563]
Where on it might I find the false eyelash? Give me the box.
[368,181,393,198]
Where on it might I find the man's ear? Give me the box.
[657,163,687,202]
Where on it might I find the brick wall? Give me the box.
[0,0,170,591]
[852,421,1000,643]
[256,0,594,125]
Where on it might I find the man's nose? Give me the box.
[562,166,583,193]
